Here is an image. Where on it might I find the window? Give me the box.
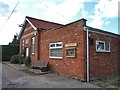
[31,37,35,54]
[66,48,75,57]
[49,42,63,59]
[96,40,110,52]
[22,40,24,54]
[105,42,110,51]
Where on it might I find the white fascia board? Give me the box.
[26,18,37,30]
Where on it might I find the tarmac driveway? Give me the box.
[2,62,100,88]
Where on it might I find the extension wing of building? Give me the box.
[19,16,120,81]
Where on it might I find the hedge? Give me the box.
[2,45,19,61]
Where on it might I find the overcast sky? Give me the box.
[0,0,119,45]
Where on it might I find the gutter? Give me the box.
[84,26,89,82]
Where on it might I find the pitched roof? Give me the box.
[19,16,63,39]
[26,16,63,29]
[19,16,119,39]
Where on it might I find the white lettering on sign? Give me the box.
[65,43,77,47]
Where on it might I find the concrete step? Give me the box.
[28,69,52,75]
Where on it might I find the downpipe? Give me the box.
[84,26,89,82]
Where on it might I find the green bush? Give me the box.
[18,54,26,64]
[10,54,19,64]
[10,54,31,66]
[25,56,31,66]
[10,54,26,64]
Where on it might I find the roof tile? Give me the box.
[26,16,63,29]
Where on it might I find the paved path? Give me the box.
[2,62,100,88]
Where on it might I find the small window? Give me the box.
[49,42,63,59]
[31,37,35,54]
[66,48,75,57]
[96,40,110,52]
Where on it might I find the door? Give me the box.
[26,47,29,57]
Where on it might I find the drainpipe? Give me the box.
[84,26,89,82]
[37,29,41,61]
[37,28,45,61]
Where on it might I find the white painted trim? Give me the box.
[26,18,37,30]
[50,42,63,49]
[49,57,63,59]
[96,40,111,52]
[49,42,63,59]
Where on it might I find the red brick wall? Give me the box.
[20,18,119,81]
[89,32,119,79]
[119,37,120,74]
[40,19,87,81]
[20,23,39,64]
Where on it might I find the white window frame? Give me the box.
[31,37,35,55]
[96,40,110,52]
[49,42,63,59]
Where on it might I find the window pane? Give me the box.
[97,42,104,50]
[50,48,62,57]
[56,43,62,47]
[51,48,62,52]
[105,42,110,51]
[50,44,55,47]
[31,37,35,54]
[66,49,75,57]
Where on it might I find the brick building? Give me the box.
[19,16,120,81]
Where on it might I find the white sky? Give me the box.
[0,0,119,45]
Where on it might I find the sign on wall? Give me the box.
[65,43,77,47]
[65,43,77,58]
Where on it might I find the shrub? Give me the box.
[10,54,26,64]
[10,54,19,64]
[25,56,31,66]
[18,54,26,64]
[10,54,31,66]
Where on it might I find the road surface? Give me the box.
[2,62,100,88]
